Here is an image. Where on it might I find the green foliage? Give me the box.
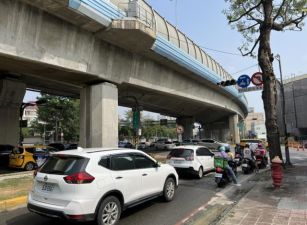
[22,127,34,138]
[31,94,79,142]
[119,109,177,140]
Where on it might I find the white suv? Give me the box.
[166,145,215,179]
[28,148,178,225]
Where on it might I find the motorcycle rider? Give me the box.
[243,144,258,173]
[218,146,241,186]
[235,143,243,156]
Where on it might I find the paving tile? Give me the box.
[291,213,306,218]
[272,217,289,225]
[255,222,272,225]
[241,217,259,223]
[290,216,307,222]
[288,222,306,225]
[257,216,274,223]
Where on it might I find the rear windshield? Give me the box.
[241,140,261,143]
[201,140,214,143]
[13,147,24,154]
[39,155,89,175]
[165,141,172,144]
[169,149,193,158]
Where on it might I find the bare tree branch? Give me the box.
[242,3,263,24]
[239,36,260,56]
[272,12,307,31]
[239,22,260,32]
[229,1,263,23]
[273,0,287,21]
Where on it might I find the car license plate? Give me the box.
[234,158,240,162]
[215,173,223,178]
[257,161,261,164]
[174,160,183,164]
[41,183,54,192]
[242,163,248,167]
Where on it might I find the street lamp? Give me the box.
[275,54,292,166]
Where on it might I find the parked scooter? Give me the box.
[214,157,237,187]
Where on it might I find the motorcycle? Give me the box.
[241,158,255,174]
[254,148,268,169]
[234,153,243,166]
[214,157,237,187]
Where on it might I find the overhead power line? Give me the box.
[231,64,259,75]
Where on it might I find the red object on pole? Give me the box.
[271,160,283,188]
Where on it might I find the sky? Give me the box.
[24,0,307,115]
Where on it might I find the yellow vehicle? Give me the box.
[9,146,56,171]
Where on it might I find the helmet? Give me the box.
[218,146,226,152]
[258,143,264,148]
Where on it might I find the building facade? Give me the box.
[244,107,265,138]
[22,105,38,125]
[278,74,307,139]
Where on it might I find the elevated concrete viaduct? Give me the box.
[0,0,248,147]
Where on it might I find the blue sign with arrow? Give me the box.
[237,75,251,88]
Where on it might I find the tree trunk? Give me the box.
[258,0,283,162]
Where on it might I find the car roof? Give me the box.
[51,148,149,158]
[172,145,205,150]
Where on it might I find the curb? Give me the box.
[0,196,28,212]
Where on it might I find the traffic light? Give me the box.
[217,79,237,87]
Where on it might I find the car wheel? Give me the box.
[197,167,203,179]
[163,177,176,202]
[97,196,121,225]
[24,162,35,171]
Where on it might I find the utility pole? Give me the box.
[275,54,292,166]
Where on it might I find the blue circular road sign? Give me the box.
[237,75,251,88]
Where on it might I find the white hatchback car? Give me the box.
[27,148,178,225]
[166,145,215,178]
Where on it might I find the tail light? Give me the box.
[235,154,240,158]
[216,167,223,173]
[185,156,194,161]
[64,172,95,184]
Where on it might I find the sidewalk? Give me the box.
[218,164,307,225]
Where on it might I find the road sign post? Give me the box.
[238,86,263,93]
[237,75,251,88]
[251,72,263,86]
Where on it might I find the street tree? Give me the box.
[224,0,306,161]
[31,94,80,142]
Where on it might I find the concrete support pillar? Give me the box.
[80,82,118,148]
[229,114,240,144]
[0,80,26,146]
[177,117,194,140]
